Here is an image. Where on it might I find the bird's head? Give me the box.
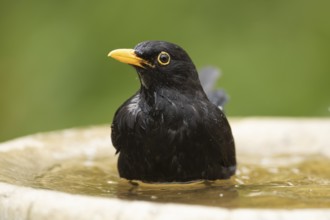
[108,41,201,91]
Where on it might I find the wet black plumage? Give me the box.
[108,41,236,182]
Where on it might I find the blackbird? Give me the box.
[108,41,236,182]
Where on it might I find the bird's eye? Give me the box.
[157,52,170,65]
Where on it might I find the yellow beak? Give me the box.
[108,49,148,68]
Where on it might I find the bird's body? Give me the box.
[109,41,236,182]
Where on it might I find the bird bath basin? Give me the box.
[0,117,329,219]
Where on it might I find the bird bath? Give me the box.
[0,117,329,219]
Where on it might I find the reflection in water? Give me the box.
[0,152,329,208]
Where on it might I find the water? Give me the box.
[1,151,329,209]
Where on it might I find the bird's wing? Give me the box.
[198,66,229,109]
[205,107,236,173]
[111,93,140,154]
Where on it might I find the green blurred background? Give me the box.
[1,0,329,142]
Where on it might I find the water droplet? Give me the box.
[107,180,116,184]
[248,191,262,197]
[235,178,244,185]
[287,182,294,186]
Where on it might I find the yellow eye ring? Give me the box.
[157,51,171,65]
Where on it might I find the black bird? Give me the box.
[108,41,236,182]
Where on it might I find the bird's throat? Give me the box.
[137,71,149,89]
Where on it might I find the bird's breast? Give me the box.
[119,92,209,141]
[126,94,141,116]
